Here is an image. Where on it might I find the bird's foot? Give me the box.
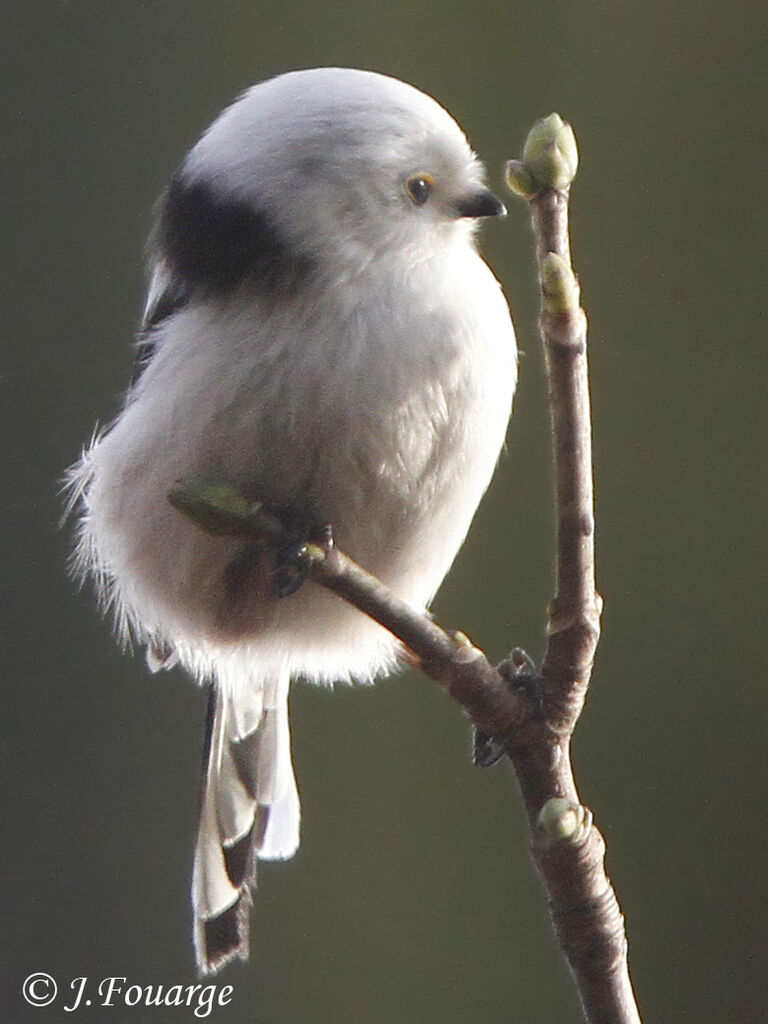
[272,518,334,598]
[472,648,541,767]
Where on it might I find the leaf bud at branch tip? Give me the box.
[504,159,537,198]
[168,478,252,535]
[522,113,579,190]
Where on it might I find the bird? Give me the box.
[66,66,517,975]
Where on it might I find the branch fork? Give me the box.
[168,113,642,1024]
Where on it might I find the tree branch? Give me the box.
[506,115,640,1023]
[168,480,533,745]
[168,114,642,1023]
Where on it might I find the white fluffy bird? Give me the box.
[68,67,516,974]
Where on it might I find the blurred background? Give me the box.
[3,2,766,1021]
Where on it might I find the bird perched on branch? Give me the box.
[67,67,516,974]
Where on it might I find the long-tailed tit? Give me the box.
[67,67,517,974]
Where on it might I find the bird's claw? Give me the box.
[472,648,542,767]
[472,727,507,768]
[272,521,334,598]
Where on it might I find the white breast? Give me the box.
[76,240,516,693]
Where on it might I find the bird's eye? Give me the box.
[405,172,435,206]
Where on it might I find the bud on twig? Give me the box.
[522,113,579,190]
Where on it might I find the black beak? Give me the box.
[454,188,507,219]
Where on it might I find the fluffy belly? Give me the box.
[76,268,515,688]
[78,360,506,690]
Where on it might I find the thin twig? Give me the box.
[168,480,533,745]
[169,114,642,1024]
[507,115,641,1023]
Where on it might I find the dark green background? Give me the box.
[3,2,766,1021]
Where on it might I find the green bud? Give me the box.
[504,159,537,198]
[537,797,587,841]
[452,630,482,663]
[540,252,580,313]
[168,478,252,535]
[523,113,578,190]
[296,542,327,567]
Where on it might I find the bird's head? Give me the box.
[157,67,505,294]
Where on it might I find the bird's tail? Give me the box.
[192,669,300,975]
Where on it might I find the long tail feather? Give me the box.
[192,673,299,975]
